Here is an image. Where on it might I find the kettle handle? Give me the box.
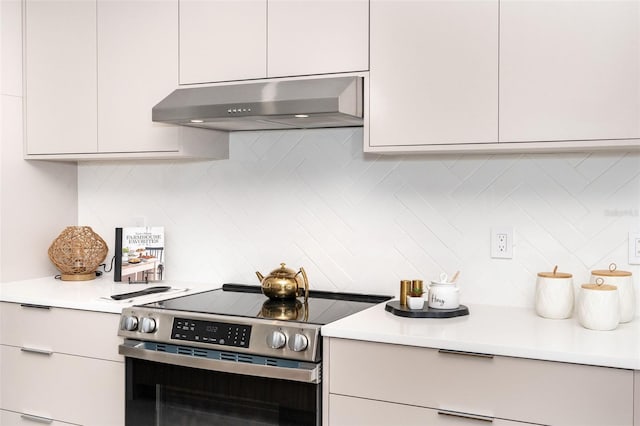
[297,267,309,303]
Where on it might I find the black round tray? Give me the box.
[385,300,470,318]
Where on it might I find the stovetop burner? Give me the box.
[141,284,391,325]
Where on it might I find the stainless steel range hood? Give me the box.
[152,76,363,132]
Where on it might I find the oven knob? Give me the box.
[122,316,139,331]
[139,317,157,333]
[266,331,286,349]
[288,333,308,352]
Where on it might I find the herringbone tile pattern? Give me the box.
[79,128,640,307]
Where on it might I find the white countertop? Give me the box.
[321,301,640,370]
[0,276,218,314]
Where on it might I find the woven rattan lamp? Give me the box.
[48,226,108,281]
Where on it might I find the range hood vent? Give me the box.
[152,76,363,132]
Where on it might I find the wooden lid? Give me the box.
[581,283,617,291]
[537,271,572,278]
[591,269,632,277]
[591,262,631,277]
[537,265,572,279]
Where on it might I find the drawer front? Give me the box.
[329,394,538,426]
[0,302,121,361]
[329,338,633,426]
[1,409,78,425]
[1,345,124,426]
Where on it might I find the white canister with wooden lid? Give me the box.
[577,279,620,331]
[535,266,574,319]
[590,263,634,323]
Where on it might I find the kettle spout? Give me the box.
[256,271,265,282]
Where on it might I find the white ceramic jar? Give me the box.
[590,263,635,323]
[535,268,574,319]
[428,281,460,309]
[577,280,620,331]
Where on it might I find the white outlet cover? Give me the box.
[629,232,640,265]
[491,227,514,259]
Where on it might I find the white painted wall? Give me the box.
[78,128,640,308]
[0,0,78,282]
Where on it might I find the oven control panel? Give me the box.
[171,318,251,348]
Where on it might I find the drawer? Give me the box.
[1,409,77,425]
[1,345,124,426]
[328,338,634,426]
[0,302,121,361]
[329,394,539,426]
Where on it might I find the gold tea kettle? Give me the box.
[256,262,309,302]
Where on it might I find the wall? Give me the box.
[78,128,640,308]
[0,0,78,282]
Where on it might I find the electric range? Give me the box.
[117,283,391,426]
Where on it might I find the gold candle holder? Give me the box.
[400,280,411,306]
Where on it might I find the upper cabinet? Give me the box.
[24,0,98,155]
[368,0,499,150]
[499,0,640,143]
[366,0,640,153]
[24,0,228,160]
[267,0,369,78]
[179,1,267,84]
[179,0,369,85]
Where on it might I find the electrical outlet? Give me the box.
[629,232,640,265]
[491,227,513,259]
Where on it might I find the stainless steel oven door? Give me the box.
[121,339,321,426]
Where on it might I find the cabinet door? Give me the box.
[329,394,538,426]
[179,0,266,84]
[1,346,124,426]
[0,303,122,361]
[500,0,640,142]
[97,0,180,153]
[1,410,76,426]
[368,0,498,150]
[329,338,634,426]
[267,0,369,78]
[24,0,97,154]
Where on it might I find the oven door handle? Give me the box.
[119,340,321,384]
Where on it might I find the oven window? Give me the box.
[126,358,321,426]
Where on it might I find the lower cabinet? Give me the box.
[0,303,124,426]
[330,394,537,426]
[1,409,77,426]
[325,338,635,426]
[635,371,640,426]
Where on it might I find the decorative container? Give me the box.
[577,279,620,331]
[535,266,574,319]
[590,263,635,323]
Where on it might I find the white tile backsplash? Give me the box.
[78,128,640,308]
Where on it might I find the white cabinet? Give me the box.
[24,0,228,160]
[267,0,369,78]
[0,303,124,426]
[97,0,178,154]
[325,338,635,426]
[366,0,640,153]
[1,410,76,426]
[179,0,266,84]
[24,0,98,155]
[179,0,369,85]
[499,0,640,143]
[367,0,499,150]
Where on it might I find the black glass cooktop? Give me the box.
[141,284,392,325]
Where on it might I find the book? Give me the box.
[114,226,165,283]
